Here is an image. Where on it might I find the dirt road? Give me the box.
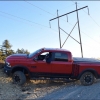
[38,80,100,100]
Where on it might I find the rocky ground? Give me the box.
[39,80,100,100]
[1,64,100,99]
[0,67,70,99]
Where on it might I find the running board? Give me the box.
[30,77,76,82]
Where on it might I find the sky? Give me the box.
[0,1,100,58]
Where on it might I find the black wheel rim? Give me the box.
[84,75,92,83]
[14,75,20,83]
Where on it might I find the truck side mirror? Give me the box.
[33,57,37,62]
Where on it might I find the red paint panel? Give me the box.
[51,61,72,74]
[79,63,100,74]
[30,61,51,73]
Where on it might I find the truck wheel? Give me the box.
[12,71,26,85]
[80,72,94,86]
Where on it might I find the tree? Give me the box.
[21,48,25,54]
[16,48,23,54]
[2,40,12,49]
[0,50,3,60]
[2,40,12,56]
[16,49,20,54]
[0,39,30,61]
[24,50,30,54]
[7,49,15,55]
[0,50,2,56]
[16,48,30,54]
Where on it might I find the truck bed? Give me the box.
[73,57,100,63]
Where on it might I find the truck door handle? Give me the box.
[31,66,37,68]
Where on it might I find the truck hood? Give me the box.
[6,54,28,60]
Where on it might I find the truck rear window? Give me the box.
[54,52,68,62]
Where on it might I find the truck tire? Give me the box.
[12,71,26,85]
[80,72,94,86]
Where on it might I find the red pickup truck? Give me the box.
[4,48,100,86]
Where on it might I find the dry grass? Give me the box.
[0,60,4,63]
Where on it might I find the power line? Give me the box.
[24,1,54,16]
[82,42,100,53]
[0,2,93,51]
[24,1,100,53]
[50,3,88,57]
[25,1,75,17]
[22,0,100,45]
[68,22,100,45]
[2,1,100,48]
[81,31,100,44]
[78,4,100,28]
[0,10,60,35]
[76,4,100,44]
[60,27,100,52]
[0,13,36,27]
[24,1,77,25]
[0,7,98,51]
[89,15,100,28]
[0,10,49,28]
[70,1,100,44]
[30,0,99,51]
[24,1,77,27]
[65,2,100,45]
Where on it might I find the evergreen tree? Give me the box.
[16,49,21,54]
[2,40,12,49]
[21,48,25,54]
[7,49,15,55]
[0,50,2,56]
[24,50,30,54]
[0,50,3,60]
[16,48,24,54]
[16,49,30,54]
[2,40,12,56]
[0,39,30,61]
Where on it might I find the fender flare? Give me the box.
[11,65,31,77]
[77,68,99,79]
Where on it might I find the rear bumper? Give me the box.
[4,65,12,76]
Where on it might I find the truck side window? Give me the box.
[37,52,51,61]
[54,52,68,62]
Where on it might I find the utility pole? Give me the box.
[50,3,88,58]
[76,2,83,58]
[57,10,61,48]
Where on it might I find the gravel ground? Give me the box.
[0,68,68,99]
[1,67,100,99]
[38,79,100,100]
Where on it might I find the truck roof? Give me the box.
[43,48,71,52]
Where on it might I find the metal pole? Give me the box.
[50,6,88,21]
[76,2,83,58]
[57,10,61,48]
[60,27,80,44]
[61,21,78,48]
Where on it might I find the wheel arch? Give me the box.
[77,68,99,79]
[11,65,31,77]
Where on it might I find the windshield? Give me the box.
[28,49,42,58]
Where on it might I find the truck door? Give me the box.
[30,51,52,73]
[51,52,72,74]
